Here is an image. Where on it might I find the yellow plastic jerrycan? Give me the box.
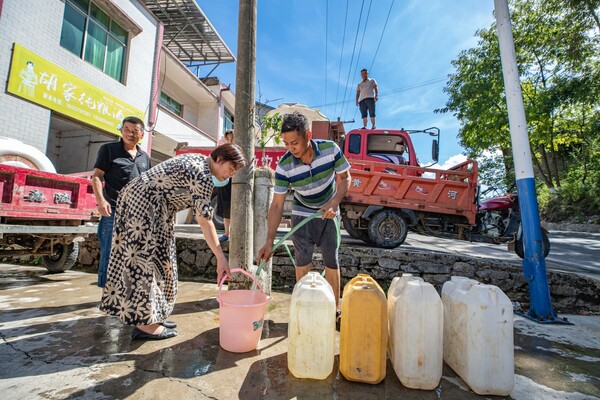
[339,273,387,384]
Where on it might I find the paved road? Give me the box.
[396,230,600,281]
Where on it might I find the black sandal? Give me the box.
[131,327,177,340]
[161,321,177,329]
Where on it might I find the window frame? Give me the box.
[60,0,129,82]
[223,108,234,132]
[159,92,183,117]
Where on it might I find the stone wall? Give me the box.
[72,234,600,314]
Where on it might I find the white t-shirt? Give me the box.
[357,78,378,101]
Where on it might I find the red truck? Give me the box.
[315,124,477,249]
[0,164,98,272]
[322,122,548,257]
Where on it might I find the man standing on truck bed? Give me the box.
[257,112,351,320]
[355,68,378,129]
[92,116,151,289]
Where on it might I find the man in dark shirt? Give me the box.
[92,116,152,288]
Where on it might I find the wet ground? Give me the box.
[0,264,598,399]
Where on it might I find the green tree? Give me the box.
[256,112,283,167]
[437,0,600,197]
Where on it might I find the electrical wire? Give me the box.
[368,0,395,73]
[350,0,396,121]
[334,0,350,117]
[342,0,373,119]
[325,0,329,117]
[339,0,366,120]
[311,76,446,110]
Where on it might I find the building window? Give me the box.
[160,92,183,116]
[60,0,128,82]
[223,108,234,132]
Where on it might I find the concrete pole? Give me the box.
[252,167,274,295]
[229,0,257,287]
[494,0,557,321]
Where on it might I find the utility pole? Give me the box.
[493,0,565,323]
[230,0,257,281]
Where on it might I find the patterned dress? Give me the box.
[100,154,214,326]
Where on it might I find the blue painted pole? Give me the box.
[493,0,557,321]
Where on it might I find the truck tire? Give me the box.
[342,215,361,239]
[342,215,372,244]
[367,210,408,249]
[514,231,551,259]
[42,242,79,273]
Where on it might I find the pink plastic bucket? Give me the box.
[218,268,269,353]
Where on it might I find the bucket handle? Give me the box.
[217,268,264,305]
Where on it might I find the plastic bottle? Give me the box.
[339,273,387,384]
[387,274,443,390]
[442,276,514,395]
[288,272,336,379]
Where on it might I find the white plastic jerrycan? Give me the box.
[442,276,514,396]
[288,271,336,379]
[387,274,443,390]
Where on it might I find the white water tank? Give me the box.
[442,276,514,396]
[288,271,336,379]
[387,274,443,390]
[0,137,56,172]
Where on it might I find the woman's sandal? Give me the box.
[162,321,177,329]
[131,327,177,340]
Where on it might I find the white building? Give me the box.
[0,0,235,172]
[142,0,236,163]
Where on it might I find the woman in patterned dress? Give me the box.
[100,143,246,340]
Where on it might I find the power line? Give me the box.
[325,0,329,117]
[369,0,395,73]
[350,0,395,121]
[339,0,366,121]
[334,0,350,117]
[311,76,446,110]
[342,0,373,119]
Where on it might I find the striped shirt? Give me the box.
[275,139,351,216]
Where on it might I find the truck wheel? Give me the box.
[42,242,79,273]
[515,231,551,259]
[342,215,372,244]
[342,215,361,239]
[367,210,408,249]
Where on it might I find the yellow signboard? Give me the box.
[7,43,144,136]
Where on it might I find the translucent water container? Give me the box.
[339,274,387,384]
[288,272,336,379]
[442,276,514,396]
[387,274,443,390]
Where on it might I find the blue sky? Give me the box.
[197,0,496,166]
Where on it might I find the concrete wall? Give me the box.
[71,235,600,314]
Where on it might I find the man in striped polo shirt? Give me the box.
[257,112,351,316]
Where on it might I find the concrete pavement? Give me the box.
[0,264,599,400]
